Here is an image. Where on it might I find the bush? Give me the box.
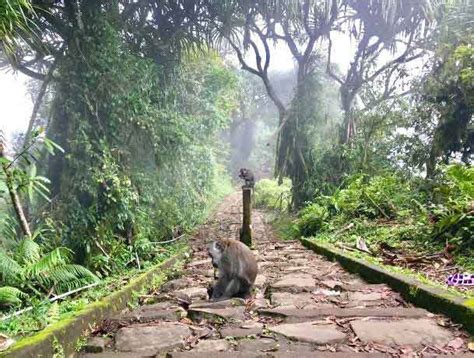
[330,173,418,219]
[254,178,292,211]
[431,164,474,248]
[296,203,329,237]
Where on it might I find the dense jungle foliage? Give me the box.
[0,0,472,337]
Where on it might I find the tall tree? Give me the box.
[209,0,342,207]
[326,0,438,143]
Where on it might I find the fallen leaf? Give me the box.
[447,337,464,350]
[0,334,15,352]
[468,340,474,351]
[356,237,371,253]
[437,318,448,327]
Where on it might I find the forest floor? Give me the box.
[81,192,472,357]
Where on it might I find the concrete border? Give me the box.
[300,238,474,334]
[1,251,188,358]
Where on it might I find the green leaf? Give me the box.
[15,238,40,266]
[0,249,22,284]
[0,286,27,307]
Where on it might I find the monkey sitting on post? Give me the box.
[238,168,255,188]
[207,238,258,301]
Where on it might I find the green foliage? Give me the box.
[0,287,26,307]
[430,165,474,248]
[293,164,473,272]
[0,239,97,308]
[38,9,237,276]
[0,0,34,54]
[254,178,292,212]
[296,203,329,237]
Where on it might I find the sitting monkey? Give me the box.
[207,238,258,301]
[238,168,255,188]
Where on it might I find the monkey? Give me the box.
[238,168,255,188]
[207,238,258,301]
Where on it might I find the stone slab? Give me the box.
[166,353,257,358]
[270,292,314,307]
[259,307,429,322]
[193,339,230,352]
[220,322,263,338]
[188,306,246,322]
[271,274,316,292]
[349,292,383,301]
[175,287,209,301]
[115,323,191,353]
[271,354,387,358]
[350,318,453,347]
[236,338,279,353]
[120,302,185,323]
[269,322,346,344]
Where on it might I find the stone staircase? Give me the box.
[80,193,471,357]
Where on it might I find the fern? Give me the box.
[446,164,474,197]
[0,286,27,307]
[0,249,23,284]
[25,247,73,278]
[15,238,40,266]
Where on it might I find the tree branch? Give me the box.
[23,60,59,149]
[326,35,343,84]
[11,61,46,80]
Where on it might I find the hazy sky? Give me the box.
[0,33,354,146]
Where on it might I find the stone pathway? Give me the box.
[81,193,472,357]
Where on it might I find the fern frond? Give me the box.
[54,277,95,294]
[0,250,23,284]
[25,247,73,278]
[0,286,27,307]
[15,238,40,266]
[34,264,98,292]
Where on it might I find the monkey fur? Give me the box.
[238,168,255,188]
[207,238,258,301]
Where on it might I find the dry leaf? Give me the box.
[447,337,464,350]
[468,340,474,351]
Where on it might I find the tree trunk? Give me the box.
[0,145,32,238]
[340,87,356,144]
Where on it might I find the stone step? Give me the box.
[258,307,430,322]
[114,323,192,354]
[350,318,453,347]
[166,352,388,358]
[188,306,246,322]
[268,322,346,344]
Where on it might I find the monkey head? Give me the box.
[207,241,223,268]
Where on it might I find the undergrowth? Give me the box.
[256,166,474,289]
[0,240,187,338]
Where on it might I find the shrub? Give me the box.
[254,178,292,211]
[296,203,329,237]
[431,164,474,248]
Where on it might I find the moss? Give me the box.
[464,298,474,308]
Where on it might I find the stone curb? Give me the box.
[1,251,188,358]
[300,238,474,334]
